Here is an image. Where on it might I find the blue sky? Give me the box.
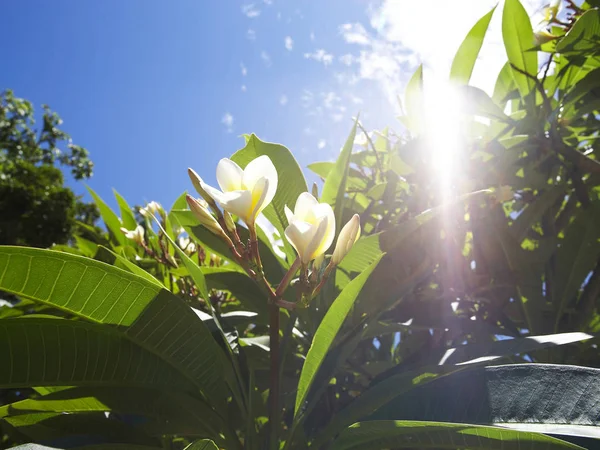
[1,0,545,212]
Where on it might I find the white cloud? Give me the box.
[241,62,247,77]
[246,29,256,40]
[340,23,371,46]
[304,49,334,66]
[261,50,272,67]
[221,113,234,133]
[337,0,547,103]
[322,91,341,109]
[301,90,314,108]
[242,4,261,18]
[310,32,316,41]
[241,85,247,92]
[317,139,326,149]
[263,0,273,4]
[280,95,288,105]
[339,54,355,66]
[285,36,294,51]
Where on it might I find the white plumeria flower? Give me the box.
[179,237,197,255]
[121,225,145,244]
[284,192,335,265]
[332,214,361,264]
[140,201,162,217]
[200,156,278,226]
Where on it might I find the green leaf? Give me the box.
[450,6,496,85]
[556,9,600,54]
[294,255,383,417]
[113,189,137,231]
[0,387,232,446]
[492,61,517,105]
[320,119,359,234]
[87,187,126,246]
[329,420,583,450]
[553,206,600,329]
[230,134,308,264]
[4,413,158,448]
[0,246,229,409]
[202,267,267,316]
[404,65,424,132]
[458,85,511,122]
[0,317,192,389]
[8,443,161,450]
[184,440,218,450]
[510,186,565,242]
[371,364,600,444]
[96,245,163,288]
[502,0,537,99]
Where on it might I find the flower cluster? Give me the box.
[188,156,360,308]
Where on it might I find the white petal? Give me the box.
[217,158,244,192]
[242,155,276,188]
[284,205,295,225]
[294,192,319,220]
[285,220,317,263]
[304,216,330,263]
[249,177,270,224]
[201,182,227,204]
[313,203,335,256]
[219,190,254,220]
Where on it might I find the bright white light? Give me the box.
[421,78,465,198]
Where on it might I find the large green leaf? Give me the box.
[320,120,359,234]
[8,443,160,450]
[86,187,126,246]
[502,0,537,99]
[329,420,583,450]
[0,387,234,447]
[95,246,163,288]
[294,255,383,417]
[184,440,218,450]
[0,318,191,389]
[3,412,158,448]
[370,364,600,443]
[230,134,307,264]
[0,246,229,409]
[556,9,600,54]
[450,6,496,85]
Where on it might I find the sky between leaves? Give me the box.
[0,0,546,211]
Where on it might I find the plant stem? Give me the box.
[269,301,280,449]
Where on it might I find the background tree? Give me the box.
[0,90,98,248]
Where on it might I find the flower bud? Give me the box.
[121,225,145,244]
[332,214,361,265]
[188,168,220,211]
[186,195,232,246]
[222,210,238,235]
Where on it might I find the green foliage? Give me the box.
[0,90,98,248]
[2,1,600,449]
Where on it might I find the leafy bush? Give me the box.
[1,1,600,449]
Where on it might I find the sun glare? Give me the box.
[421,78,466,200]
